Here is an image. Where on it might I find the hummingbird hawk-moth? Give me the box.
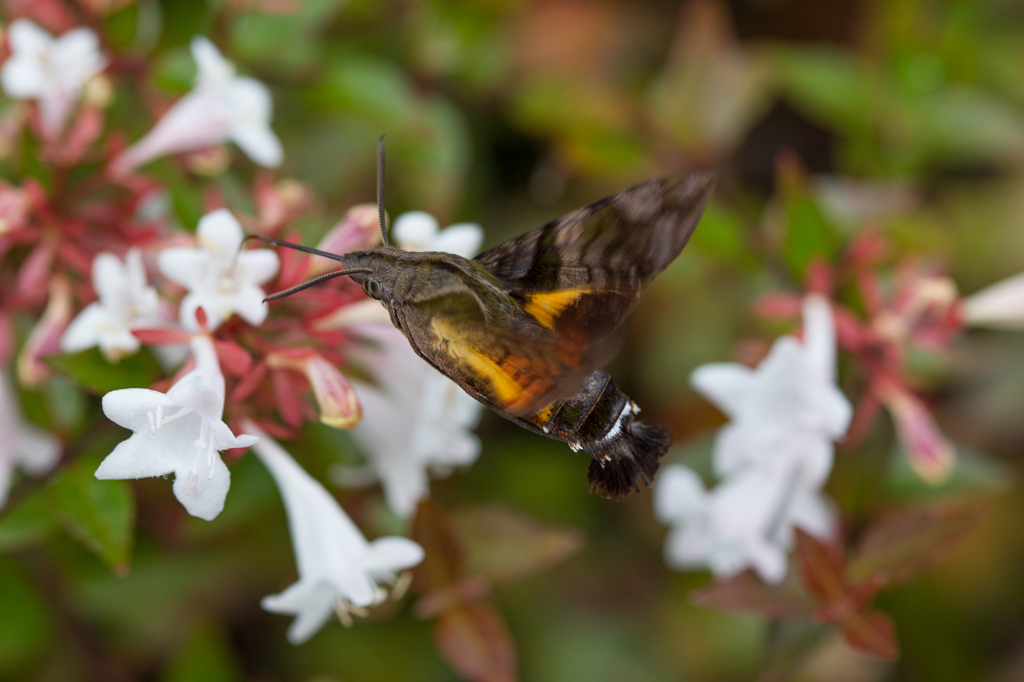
[260,147,715,499]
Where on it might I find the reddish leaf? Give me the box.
[451,505,584,586]
[434,602,517,682]
[843,610,899,661]
[230,358,268,403]
[270,369,302,428]
[690,570,815,619]
[131,327,192,346]
[847,501,987,589]
[414,576,490,619]
[54,105,103,166]
[796,529,847,604]
[412,502,464,598]
[213,339,253,376]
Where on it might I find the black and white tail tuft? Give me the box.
[584,421,671,500]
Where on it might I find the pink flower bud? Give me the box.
[880,382,955,483]
[17,275,71,388]
[308,204,381,276]
[267,350,361,429]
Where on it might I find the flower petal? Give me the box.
[392,211,439,251]
[964,272,1024,328]
[431,223,484,258]
[170,450,230,520]
[236,249,280,285]
[230,120,282,168]
[689,362,755,417]
[158,247,211,290]
[1,56,48,98]
[229,286,270,327]
[191,37,235,85]
[802,294,836,381]
[653,464,707,523]
[95,435,178,480]
[60,303,107,354]
[362,537,425,575]
[261,579,336,645]
[197,208,244,257]
[101,387,172,432]
[7,20,52,55]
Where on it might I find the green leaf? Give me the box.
[47,347,163,396]
[775,48,875,132]
[320,57,415,126]
[0,558,52,673]
[49,456,135,574]
[162,624,243,682]
[886,441,1012,502]
[0,487,57,552]
[690,202,751,262]
[783,196,839,278]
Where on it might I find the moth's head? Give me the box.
[338,246,406,304]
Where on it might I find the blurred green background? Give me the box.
[7,0,1024,680]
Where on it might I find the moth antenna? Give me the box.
[377,135,390,247]
[263,268,373,303]
[243,234,345,262]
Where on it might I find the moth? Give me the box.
[259,143,715,499]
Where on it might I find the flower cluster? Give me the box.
[655,295,852,583]
[0,18,482,644]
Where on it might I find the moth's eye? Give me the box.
[363,279,382,300]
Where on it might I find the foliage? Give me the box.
[2,0,1024,681]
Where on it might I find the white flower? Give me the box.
[158,208,279,332]
[95,335,257,520]
[246,423,424,644]
[330,215,484,517]
[654,465,832,584]
[691,294,852,487]
[0,19,106,137]
[392,211,484,256]
[337,323,482,517]
[0,372,61,509]
[60,249,163,362]
[962,273,1024,329]
[655,295,848,584]
[110,37,281,175]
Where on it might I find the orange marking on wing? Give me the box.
[431,318,553,412]
[523,288,589,329]
[530,403,556,429]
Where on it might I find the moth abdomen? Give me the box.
[530,370,671,499]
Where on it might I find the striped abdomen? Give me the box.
[529,371,671,499]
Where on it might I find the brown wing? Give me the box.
[475,174,717,296]
[473,174,716,400]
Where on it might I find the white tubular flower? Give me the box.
[962,273,1024,329]
[691,294,852,488]
[0,19,107,137]
[158,208,279,332]
[246,423,424,644]
[0,372,61,509]
[96,335,257,520]
[654,465,832,584]
[337,323,482,518]
[331,216,484,517]
[110,37,281,175]
[61,249,163,362]
[392,211,484,256]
